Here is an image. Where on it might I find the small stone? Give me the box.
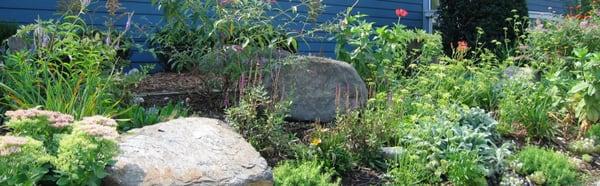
[381,147,405,159]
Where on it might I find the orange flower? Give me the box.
[457,40,469,52]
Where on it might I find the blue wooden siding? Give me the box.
[527,0,570,13]
[0,0,572,69]
[0,0,422,68]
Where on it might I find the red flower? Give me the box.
[395,8,408,17]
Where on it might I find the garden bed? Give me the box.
[133,72,227,119]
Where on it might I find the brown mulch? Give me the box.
[134,72,215,93]
[133,72,228,119]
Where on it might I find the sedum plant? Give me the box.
[53,121,119,186]
[273,160,340,186]
[5,108,74,146]
[0,136,50,186]
[515,147,579,186]
[2,108,120,186]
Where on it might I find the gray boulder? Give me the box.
[104,117,272,186]
[264,56,368,123]
[5,35,30,53]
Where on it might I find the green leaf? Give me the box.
[569,82,590,94]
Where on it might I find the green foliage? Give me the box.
[446,151,487,186]
[295,127,355,175]
[526,15,600,64]
[587,124,600,140]
[326,10,442,90]
[498,80,557,139]
[0,136,50,186]
[569,138,599,154]
[437,0,528,56]
[117,102,190,132]
[334,109,392,169]
[399,60,502,111]
[149,0,297,72]
[387,106,512,184]
[273,160,340,186]
[226,86,293,158]
[0,22,18,43]
[3,109,119,186]
[7,118,67,147]
[569,48,600,124]
[53,126,118,186]
[388,152,434,185]
[0,15,135,119]
[515,147,579,186]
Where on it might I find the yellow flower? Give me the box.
[310,137,322,146]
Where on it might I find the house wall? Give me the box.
[0,0,423,69]
[528,0,570,13]
[0,0,572,69]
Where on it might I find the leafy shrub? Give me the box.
[326,11,442,90]
[0,136,50,185]
[226,86,293,158]
[388,152,434,185]
[446,151,487,186]
[526,14,600,64]
[399,60,502,111]
[437,0,528,56]
[53,123,119,185]
[569,49,600,134]
[498,80,556,139]
[334,109,393,169]
[149,0,297,72]
[117,102,190,132]
[515,147,579,186]
[296,127,355,175]
[0,15,135,119]
[273,160,340,186]
[3,108,120,186]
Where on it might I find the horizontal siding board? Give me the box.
[527,0,570,13]
[0,0,423,67]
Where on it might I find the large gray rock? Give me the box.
[264,56,368,123]
[104,117,272,186]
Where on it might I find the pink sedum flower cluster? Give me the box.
[78,115,118,127]
[75,124,119,141]
[6,108,74,128]
[75,115,119,141]
[0,136,29,156]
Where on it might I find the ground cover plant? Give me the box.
[1,108,119,185]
